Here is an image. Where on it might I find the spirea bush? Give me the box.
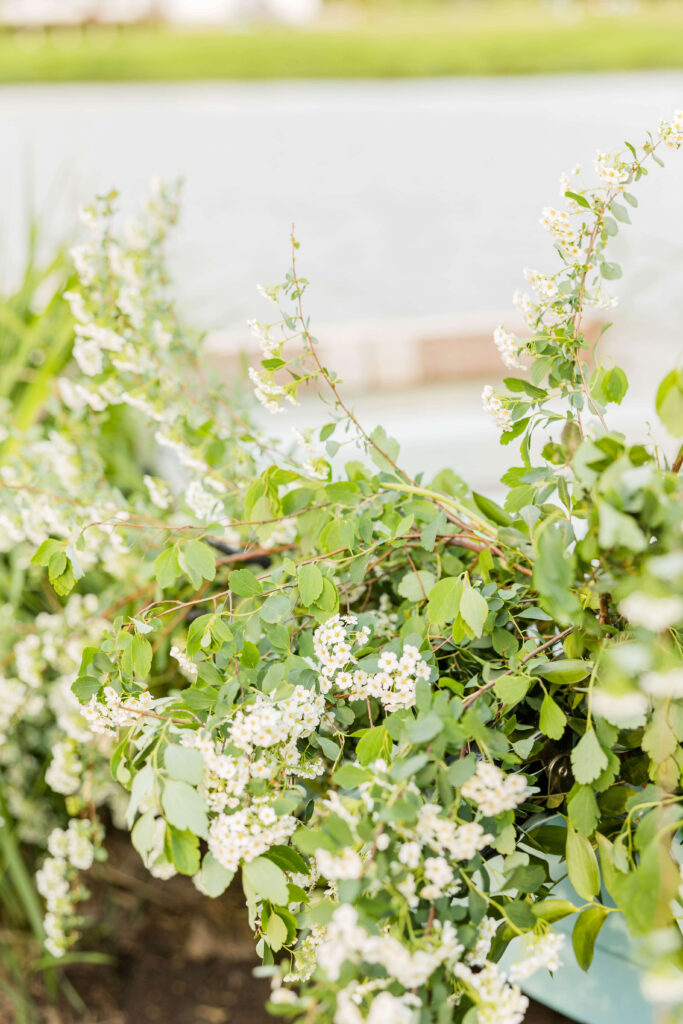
[2,118,683,1023]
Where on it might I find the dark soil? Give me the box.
[1,837,575,1024]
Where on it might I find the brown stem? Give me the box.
[461,627,573,709]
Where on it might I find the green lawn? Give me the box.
[2,5,683,81]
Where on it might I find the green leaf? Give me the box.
[265,912,289,952]
[426,576,463,626]
[598,503,647,553]
[198,851,235,897]
[603,366,628,405]
[564,190,591,209]
[297,563,324,606]
[333,764,372,788]
[503,377,547,400]
[71,675,100,702]
[601,262,622,280]
[131,634,152,679]
[539,694,567,740]
[164,744,204,785]
[229,568,263,597]
[153,546,181,589]
[533,898,579,923]
[471,492,511,527]
[656,368,683,438]
[260,593,291,624]
[610,201,631,224]
[460,584,488,638]
[164,826,200,876]
[533,523,580,625]
[534,660,592,685]
[572,906,608,971]
[178,540,216,588]
[242,856,289,905]
[161,780,209,839]
[420,511,446,552]
[505,901,536,929]
[131,809,157,857]
[31,538,62,567]
[398,570,435,603]
[567,785,600,837]
[405,712,443,744]
[571,729,608,785]
[356,726,391,766]
[493,675,530,707]
[263,845,308,875]
[369,425,400,471]
[566,822,600,901]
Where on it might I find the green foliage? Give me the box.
[4,122,683,1023]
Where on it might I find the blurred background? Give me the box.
[1,0,683,495]
[0,4,681,1023]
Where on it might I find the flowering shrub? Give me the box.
[2,118,683,1021]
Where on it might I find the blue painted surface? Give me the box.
[499,819,654,1024]
[501,877,653,1024]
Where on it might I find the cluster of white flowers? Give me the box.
[481,386,513,433]
[417,804,492,862]
[170,644,199,682]
[594,151,630,189]
[493,326,523,370]
[619,592,683,632]
[185,479,225,522]
[467,916,499,967]
[144,474,172,510]
[312,615,431,712]
[36,819,103,958]
[208,801,298,872]
[523,267,559,303]
[45,738,83,796]
[539,206,583,260]
[247,318,281,358]
[292,427,328,480]
[316,847,364,880]
[316,904,464,992]
[177,685,329,874]
[461,762,529,816]
[421,854,455,899]
[640,668,683,700]
[229,686,325,752]
[248,365,297,414]
[508,931,564,982]
[81,686,155,734]
[591,688,648,726]
[657,111,683,150]
[454,961,528,1024]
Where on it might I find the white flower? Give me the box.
[508,931,564,982]
[185,480,223,522]
[493,326,523,369]
[592,689,648,726]
[366,992,416,1024]
[144,474,172,510]
[461,763,529,816]
[595,151,629,188]
[482,386,513,433]
[316,848,363,880]
[619,593,683,632]
[640,669,683,700]
[170,645,198,683]
[398,841,422,869]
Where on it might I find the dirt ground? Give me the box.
[1,838,575,1024]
